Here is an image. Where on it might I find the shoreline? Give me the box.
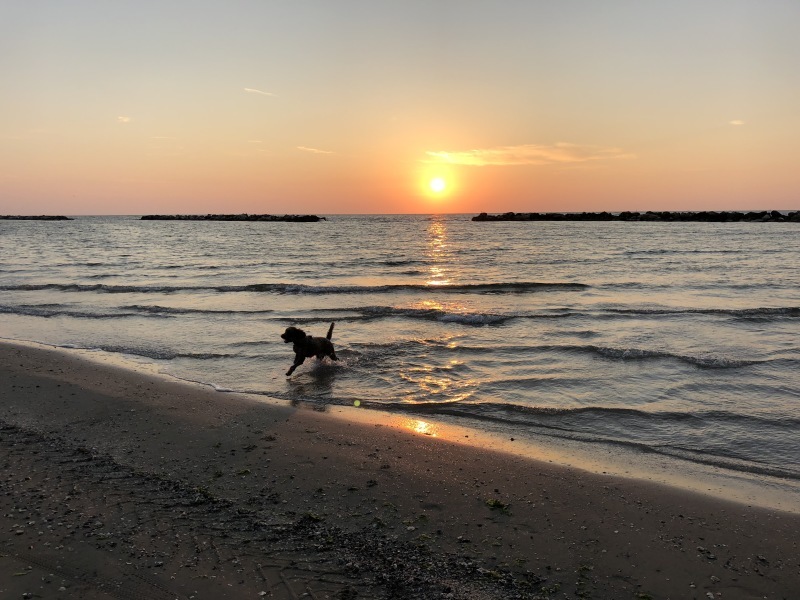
[6,338,799,515]
[2,340,799,598]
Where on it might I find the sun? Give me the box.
[416,166,456,203]
[429,177,447,194]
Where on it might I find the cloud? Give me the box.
[729,120,745,126]
[297,146,333,154]
[244,87,276,97]
[425,143,633,167]
[117,116,131,123]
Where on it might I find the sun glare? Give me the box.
[429,177,447,194]
[416,166,456,204]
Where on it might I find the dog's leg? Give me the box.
[286,354,305,376]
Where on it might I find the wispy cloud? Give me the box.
[244,87,276,97]
[729,120,745,126]
[425,143,633,167]
[297,146,333,154]
[117,116,131,123]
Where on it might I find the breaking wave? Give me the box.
[0,281,589,295]
[608,306,800,319]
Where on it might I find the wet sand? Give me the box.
[1,341,798,599]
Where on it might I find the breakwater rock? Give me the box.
[473,210,800,223]
[1,215,73,221]
[140,214,325,222]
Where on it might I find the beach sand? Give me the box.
[1,342,798,599]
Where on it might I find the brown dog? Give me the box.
[281,322,338,376]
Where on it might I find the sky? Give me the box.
[1,1,799,215]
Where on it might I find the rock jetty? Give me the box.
[473,210,800,222]
[140,213,325,222]
[1,215,73,220]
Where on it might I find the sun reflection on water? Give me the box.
[390,218,478,407]
[425,218,451,286]
[398,358,477,405]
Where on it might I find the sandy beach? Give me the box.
[1,342,798,599]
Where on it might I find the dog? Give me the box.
[281,322,338,376]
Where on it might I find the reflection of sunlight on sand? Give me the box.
[404,418,439,437]
[322,402,800,514]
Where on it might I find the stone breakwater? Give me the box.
[140,213,325,222]
[473,210,800,222]
[1,215,72,220]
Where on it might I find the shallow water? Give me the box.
[1,214,798,495]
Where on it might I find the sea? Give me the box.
[1,214,798,508]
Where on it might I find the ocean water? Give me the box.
[1,215,799,496]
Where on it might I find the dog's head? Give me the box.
[281,326,306,344]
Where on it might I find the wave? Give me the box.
[373,401,800,429]
[621,248,746,256]
[0,301,512,325]
[268,281,592,294]
[607,281,794,293]
[608,306,800,319]
[0,281,589,295]
[349,400,800,479]
[0,302,601,326]
[360,305,509,325]
[279,306,582,326]
[122,304,274,316]
[499,405,800,429]
[9,299,761,371]
[546,343,764,369]
[0,304,141,319]
[381,259,424,267]
[70,344,237,361]
[333,335,780,372]
[0,283,192,294]
[4,300,795,355]
[386,339,766,369]
[347,338,771,369]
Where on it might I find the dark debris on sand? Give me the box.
[0,421,550,600]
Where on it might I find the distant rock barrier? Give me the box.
[1,215,73,221]
[140,214,326,222]
[472,210,800,223]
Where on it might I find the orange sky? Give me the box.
[2,1,799,215]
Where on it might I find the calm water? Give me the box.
[1,215,799,489]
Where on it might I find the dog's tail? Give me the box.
[326,322,335,340]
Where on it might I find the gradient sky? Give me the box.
[2,1,799,215]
